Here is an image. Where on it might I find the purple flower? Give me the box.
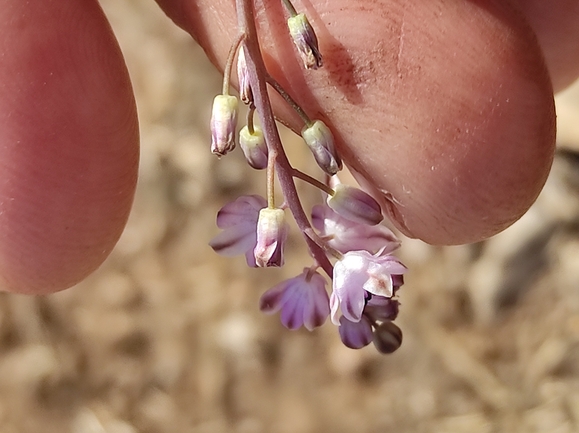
[254,208,288,267]
[287,13,323,69]
[338,315,373,349]
[327,183,383,226]
[209,195,266,267]
[312,204,399,254]
[259,269,330,331]
[330,250,406,325]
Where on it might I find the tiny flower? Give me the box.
[210,94,238,156]
[301,120,342,175]
[372,321,403,354]
[327,183,383,226]
[338,315,373,349]
[259,268,330,331]
[287,13,323,69]
[237,46,252,105]
[312,204,399,254]
[209,195,266,267]
[363,295,400,322]
[254,207,288,267]
[239,125,268,170]
[330,250,406,324]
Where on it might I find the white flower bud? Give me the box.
[301,120,342,175]
[237,47,252,105]
[240,125,268,170]
[210,94,238,157]
[287,13,323,69]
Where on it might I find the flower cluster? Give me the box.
[206,0,408,354]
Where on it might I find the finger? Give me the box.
[513,0,579,91]
[0,0,139,294]
[156,0,555,245]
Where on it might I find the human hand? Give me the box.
[0,0,576,294]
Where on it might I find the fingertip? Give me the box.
[0,0,139,294]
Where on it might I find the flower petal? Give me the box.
[338,316,373,349]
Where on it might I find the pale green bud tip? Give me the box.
[210,95,239,157]
[240,126,268,170]
[254,208,288,267]
[301,120,342,175]
[287,13,322,69]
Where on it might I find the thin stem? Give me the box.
[304,228,343,260]
[246,106,256,134]
[267,152,276,208]
[222,33,246,95]
[281,0,298,16]
[266,75,312,126]
[291,168,334,196]
[236,0,333,278]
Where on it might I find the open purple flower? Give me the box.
[259,268,330,331]
[209,195,266,267]
[330,250,406,325]
[312,204,399,254]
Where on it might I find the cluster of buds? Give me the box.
[207,0,407,354]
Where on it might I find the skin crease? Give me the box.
[0,0,577,294]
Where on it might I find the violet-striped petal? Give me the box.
[338,316,373,349]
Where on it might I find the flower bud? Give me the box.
[239,125,268,170]
[301,120,342,175]
[372,321,403,354]
[287,13,323,69]
[254,208,288,267]
[237,47,252,105]
[210,94,238,157]
[327,184,383,225]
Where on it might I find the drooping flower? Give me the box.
[210,94,238,156]
[372,321,403,354]
[327,183,383,226]
[301,120,342,175]
[330,250,406,325]
[287,13,323,69]
[209,195,266,267]
[311,204,399,254]
[239,125,268,170]
[259,268,330,331]
[254,207,288,267]
[338,315,373,349]
[237,46,252,105]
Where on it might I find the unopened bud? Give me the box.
[327,184,383,225]
[237,47,253,105]
[210,94,238,157]
[372,321,403,354]
[240,125,268,170]
[254,208,288,267]
[301,120,342,175]
[287,13,323,69]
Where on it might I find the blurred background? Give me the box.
[1,1,579,432]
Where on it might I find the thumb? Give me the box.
[157,0,555,245]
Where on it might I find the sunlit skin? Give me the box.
[0,0,577,294]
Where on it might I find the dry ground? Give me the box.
[0,1,578,432]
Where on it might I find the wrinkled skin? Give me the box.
[0,0,577,294]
